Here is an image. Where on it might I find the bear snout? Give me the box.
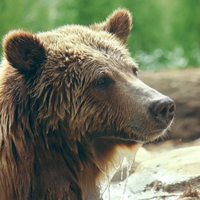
[149,97,176,126]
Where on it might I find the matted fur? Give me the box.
[0,9,175,200]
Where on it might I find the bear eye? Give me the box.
[95,76,113,88]
[132,68,138,77]
[97,78,106,86]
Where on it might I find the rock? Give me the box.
[177,185,200,200]
[103,146,200,200]
[144,138,200,153]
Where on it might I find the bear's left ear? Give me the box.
[90,8,132,43]
[3,30,45,73]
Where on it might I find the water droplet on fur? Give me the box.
[122,156,135,200]
[120,162,124,181]
[77,58,83,65]
[98,143,142,200]
[98,159,124,199]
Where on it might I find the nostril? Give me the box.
[169,104,175,113]
[159,107,168,117]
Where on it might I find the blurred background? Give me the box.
[0,0,199,71]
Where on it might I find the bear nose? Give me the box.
[149,97,176,125]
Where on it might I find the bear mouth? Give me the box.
[89,120,173,144]
[113,126,170,143]
[120,118,174,143]
[129,129,167,143]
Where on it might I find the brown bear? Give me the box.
[0,9,175,200]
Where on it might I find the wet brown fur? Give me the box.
[0,9,174,200]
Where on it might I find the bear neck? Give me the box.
[0,96,102,199]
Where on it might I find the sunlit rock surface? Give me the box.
[103,143,200,200]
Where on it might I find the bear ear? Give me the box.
[90,8,132,43]
[3,30,45,73]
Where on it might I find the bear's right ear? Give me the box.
[90,8,132,43]
[3,30,45,73]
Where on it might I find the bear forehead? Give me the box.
[37,25,130,57]
[36,25,137,72]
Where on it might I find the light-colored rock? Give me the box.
[136,146,200,176]
[103,146,200,200]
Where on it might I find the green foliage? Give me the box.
[0,0,199,70]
